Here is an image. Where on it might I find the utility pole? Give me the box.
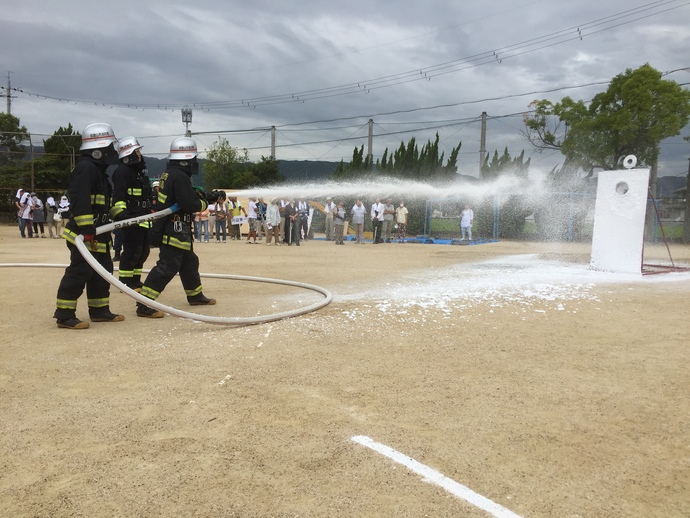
[367,119,374,169]
[479,111,487,177]
[29,133,35,191]
[67,146,75,172]
[2,72,13,115]
[181,107,192,136]
[271,125,276,160]
[646,159,659,240]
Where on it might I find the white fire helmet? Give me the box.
[79,123,118,151]
[117,136,143,159]
[168,136,198,160]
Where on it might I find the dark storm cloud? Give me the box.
[1,0,689,173]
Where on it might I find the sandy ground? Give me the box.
[1,224,689,517]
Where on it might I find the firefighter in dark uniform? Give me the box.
[53,122,124,329]
[109,136,152,291]
[136,136,217,318]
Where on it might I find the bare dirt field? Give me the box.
[1,224,689,517]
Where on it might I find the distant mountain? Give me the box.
[141,156,168,180]
[277,160,340,181]
[142,158,338,185]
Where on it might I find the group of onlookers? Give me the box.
[194,196,409,246]
[14,188,71,239]
[17,185,468,247]
[329,197,410,245]
[193,196,310,246]
[16,187,472,246]
[190,194,412,246]
[192,193,243,243]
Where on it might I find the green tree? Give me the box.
[202,138,250,189]
[523,64,690,172]
[334,134,462,235]
[525,64,690,237]
[476,148,531,239]
[333,145,371,180]
[337,134,461,183]
[249,155,284,187]
[0,113,30,188]
[0,113,28,162]
[332,159,346,179]
[33,124,81,190]
[203,139,284,190]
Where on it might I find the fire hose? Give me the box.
[1,204,332,326]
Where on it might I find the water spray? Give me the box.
[231,174,543,203]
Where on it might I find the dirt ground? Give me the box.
[1,224,689,517]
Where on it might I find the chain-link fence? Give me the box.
[421,192,687,243]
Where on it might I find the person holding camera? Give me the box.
[370,197,384,244]
[283,199,300,246]
[297,197,310,240]
[213,191,228,243]
[46,196,60,238]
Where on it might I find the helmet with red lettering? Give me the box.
[79,122,119,164]
[80,122,118,151]
[168,136,198,161]
[117,136,143,160]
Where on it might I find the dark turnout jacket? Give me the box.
[153,163,207,250]
[62,155,112,252]
[109,163,152,224]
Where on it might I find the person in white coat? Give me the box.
[460,204,474,241]
[19,190,34,238]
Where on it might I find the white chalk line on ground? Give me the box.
[351,435,522,518]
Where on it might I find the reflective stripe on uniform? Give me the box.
[140,286,160,300]
[109,201,127,219]
[185,285,203,297]
[56,299,78,310]
[87,297,109,308]
[73,214,95,227]
[161,235,192,251]
[90,194,106,205]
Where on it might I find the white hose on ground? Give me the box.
[1,204,332,326]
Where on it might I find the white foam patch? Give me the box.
[338,255,690,316]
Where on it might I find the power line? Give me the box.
[3,0,686,111]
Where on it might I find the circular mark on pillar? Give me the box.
[616,181,629,195]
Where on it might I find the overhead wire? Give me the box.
[3,0,686,111]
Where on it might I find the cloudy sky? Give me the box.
[2,0,689,177]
